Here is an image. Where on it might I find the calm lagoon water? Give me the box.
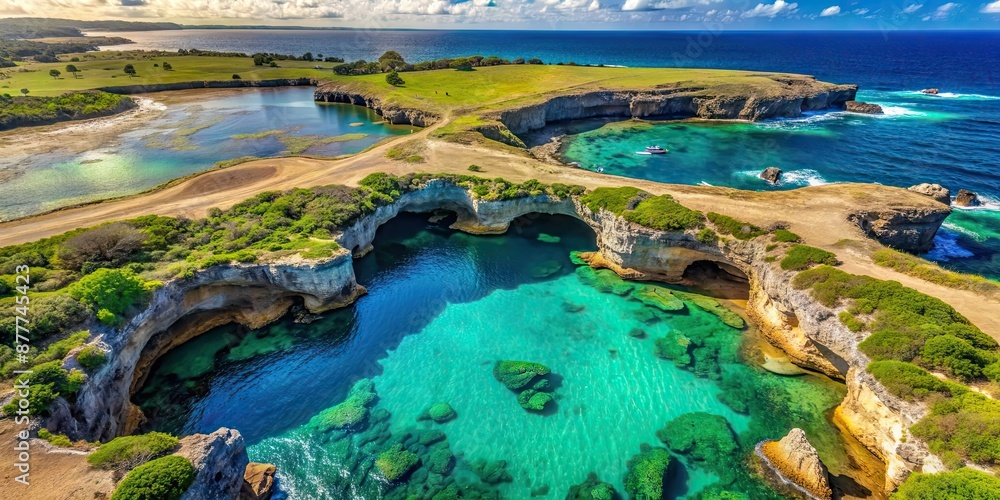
[0,87,411,221]
[135,213,853,499]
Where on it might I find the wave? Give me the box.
[904,90,1000,101]
[951,193,1000,211]
[735,169,827,187]
[757,104,925,130]
[924,229,975,261]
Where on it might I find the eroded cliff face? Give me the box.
[314,86,439,126]
[60,255,363,442]
[848,206,950,253]
[57,180,945,493]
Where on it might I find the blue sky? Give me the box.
[1,0,999,29]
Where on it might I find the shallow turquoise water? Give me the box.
[0,88,411,221]
[135,213,850,499]
[561,89,1000,280]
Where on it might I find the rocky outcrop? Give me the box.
[760,167,783,184]
[758,428,833,500]
[314,86,439,126]
[242,463,276,500]
[99,78,317,95]
[845,101,884,114]
[955,189,981,207]
[920,88,939,95]
[908,183,951,205]
[848,205,950,253]
[55,254,364,442]
[0,93,137,131]
[175,428,249,500]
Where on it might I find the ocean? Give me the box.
[99,29,1000,277]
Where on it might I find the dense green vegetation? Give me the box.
[0,90,133,130]
[69,268,161,324]
[706,212,766,240]
[873,248,1000,297]
[111,455,194,500]
[780,245,839,271]
[581,187,704,232]
[37,428,73,447]
[623,446,672,500]
[792,265,1000,468]
[1,359,85,415]
[334,50,544,76]
[87,431,179,471]
[891,468,1000,499]
[0,18,180,40]
[772,229,801,243]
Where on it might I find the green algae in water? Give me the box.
[134,214,857,499]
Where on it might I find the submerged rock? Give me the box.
[470,458,513,484]
[576,266,635,295]
[307,379,377,432]
[517,389,554,411]
[758,428,832,500]
[673,290,745,329]
[493,361,550,390]
[242,462,276,500]
[908,183,951,205]
[955,189,981,207]
[623,446,672,500]
[759,166,783,184]
[418,402,457,423]
[657,413,739,484]
[375,444,420,482]
[531,259,563,278]
[567,472,616,500]
[631,285,685,312]
[845,101,884,114]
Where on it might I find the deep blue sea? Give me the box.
[103,30,1000,278]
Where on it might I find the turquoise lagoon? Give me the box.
[559,89,1000,280]
[0,88,411,221]
[135,213,861,499]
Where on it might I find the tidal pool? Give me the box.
[135,213,862,499]
[0,88,411,221]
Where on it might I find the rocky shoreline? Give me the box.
[44,178,953,496]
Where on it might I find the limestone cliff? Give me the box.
[848,206,950,253]
[758,428,833,500]
[51,179,947,492]
[314,86,439,126]
[175,428,249,500]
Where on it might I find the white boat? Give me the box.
[645,145,668,154]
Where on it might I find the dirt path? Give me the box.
[2,132,997,338]
[0,421,113,498]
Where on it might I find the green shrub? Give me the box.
[891,468,1000,499]
[580,186,646,215]
[780,245,838,271]
[0,293,88,345]
[874,248,1000,298]
[706,212,766,240]
[467,164,483,172]
[1,360,84,415]
[111,455,195,500]
[773,229,801,243]
[624,195,704,232]
[912,392,1000,466]
[838,311,865,332]
[87,432,179,470]
[697,228,718,244]
[868,360,967,401]
[32,331,89,364]
[37,428,73,447]
[69,268,161,317]
[76,345,107,370]
[920,335,995,381]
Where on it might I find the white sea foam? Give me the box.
[734,169,827,187]
[698,181,714,187]
[904,90,1000,100]
[924,229,975,261]
[941,222,985,242]
[951,193,1000,212]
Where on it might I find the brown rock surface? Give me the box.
[845,101,884,114]
[760,428,833,500]
[760,166,783,184]
[955,189,981,207]
[242,462,277,500]
[908,183,951,205]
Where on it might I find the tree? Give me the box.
[59,222,146,271]
[20,88,28,96]
[65,64,79,78]
[49,69,60,79]
[385,71,405,87]
[123,64,136,78]
[302,52,314,61]
[161,62,172,71]
[378,50,406,70]
[232,74,241,80]
[253,54,265,66]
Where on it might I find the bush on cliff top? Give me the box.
[912,391,1000,467]
[867,360,967,401]
[891,468,1000,499]
[111,455,194,500]
[581,187,704,232]
[581,186,646,215]
[706,212,766,240]
[88,432,179,471]
[779,245,838,271]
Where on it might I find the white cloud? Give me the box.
[981,0,1000,12]
[925,1,959,18]
[820,5,840,15]
[621,0,720,11]
[853,7,869,14]
[742,0,798,18]
[902,3,924,13]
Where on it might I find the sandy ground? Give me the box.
[1,118,997,339]
[0,421,114,498]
